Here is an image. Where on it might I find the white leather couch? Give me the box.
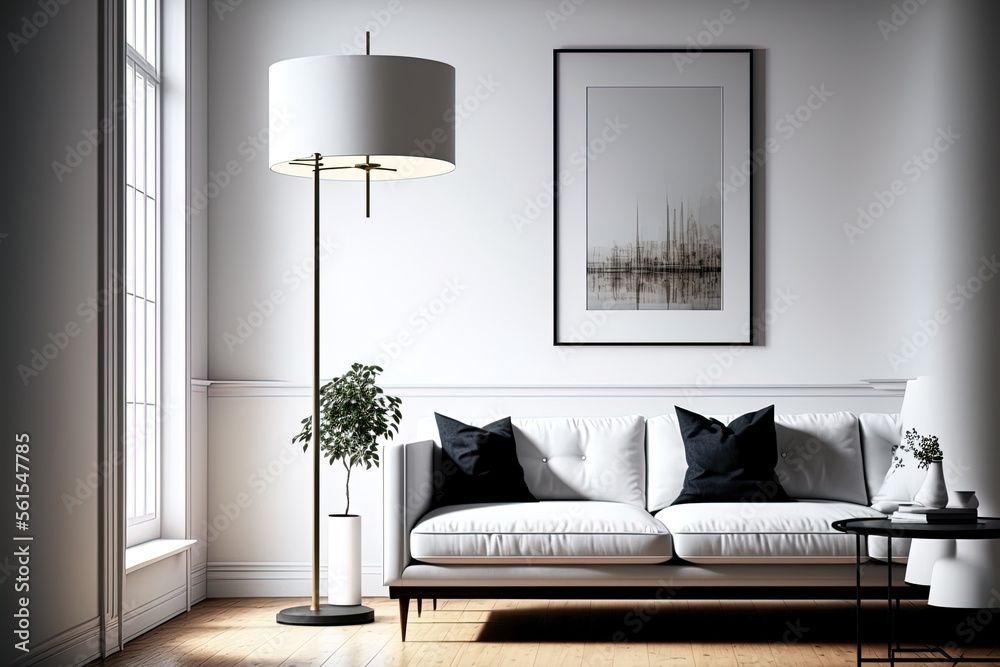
[383,412,912,639]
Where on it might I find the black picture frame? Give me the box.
[554,49,754,345]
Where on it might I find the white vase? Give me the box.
[328,514,362,606]
[948,490,979,509]
[914,459,948,509]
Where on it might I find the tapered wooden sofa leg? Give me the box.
[399,598,409,641]
[417,598,422,617]
[432,598,437,611]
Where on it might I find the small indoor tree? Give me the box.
[292,363,402,515]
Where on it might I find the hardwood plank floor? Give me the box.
[89,597,1000,666]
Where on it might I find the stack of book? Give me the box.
[890,507,979,523]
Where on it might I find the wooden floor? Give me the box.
[90,597,1000,666]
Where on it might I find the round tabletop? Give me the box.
[832,517,1000,540]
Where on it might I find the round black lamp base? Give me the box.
[276,603,374,626]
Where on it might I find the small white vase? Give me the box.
[914,459,948,509]
[328,514,362,606]
[948,490,979,509]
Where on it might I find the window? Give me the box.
[125,0,160,547]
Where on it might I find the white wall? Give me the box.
[1,1,102,663]
[204,0,990,595]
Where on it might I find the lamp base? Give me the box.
[276,603,374,626]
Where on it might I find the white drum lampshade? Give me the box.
[929,540,1000,608]
[269,54,456,182]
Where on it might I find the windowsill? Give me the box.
[125,539,197,575]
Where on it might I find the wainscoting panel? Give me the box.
[206,382,904,597]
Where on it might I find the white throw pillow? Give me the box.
[773,412,869,505]
[869,445,926,513]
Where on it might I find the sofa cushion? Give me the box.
[773,412,869,505]
[433,413,536,507]
[647,411,871,512]
[513,416,647,507]
[410,500,672,565]
[858,412,900,503]
[654,501,885,564]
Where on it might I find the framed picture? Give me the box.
[554,49,752,345]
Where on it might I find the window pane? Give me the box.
[125,295,135,404]
[146,405,157,514]
[126,64,134,187]
[135,192,145,300]
[146,82,156,199]
[126,406,135,520]
[135,72,145,194]
[126,186,135,295]
[147,197,156,302]
[135,297,145,406]
[126,0,135,50]
[135,0,145,60]
[146,0,156,68]
[134,409,146,517]
[146,301,156,401]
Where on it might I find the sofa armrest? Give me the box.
[383,439,435,585]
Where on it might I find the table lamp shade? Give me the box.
[268,55,455,180]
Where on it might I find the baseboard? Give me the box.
[191,561,208,604]
[207,561,385,597]
[122,585,189,643]
[6,617,101,667]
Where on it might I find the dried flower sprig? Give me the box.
[892,428,942,470]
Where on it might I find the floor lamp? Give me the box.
[269,35,455,626]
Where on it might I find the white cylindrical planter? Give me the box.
[328,514,362,606]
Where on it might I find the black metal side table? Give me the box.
[832,517,1000,666]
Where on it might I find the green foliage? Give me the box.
[892,428,942,470]
[292,363,402,514]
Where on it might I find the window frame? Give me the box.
[124,0,162,548]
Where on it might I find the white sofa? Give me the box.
[383,411,914,640]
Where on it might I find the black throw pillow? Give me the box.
[434,413,537,507]
[672,405,791,505]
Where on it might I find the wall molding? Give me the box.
[122,585,189,643]
[9,617,100,667]
[206,561,384,598]
[205,381,907,399]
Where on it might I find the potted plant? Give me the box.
[292,363,402,605]
[893,428,947,508]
